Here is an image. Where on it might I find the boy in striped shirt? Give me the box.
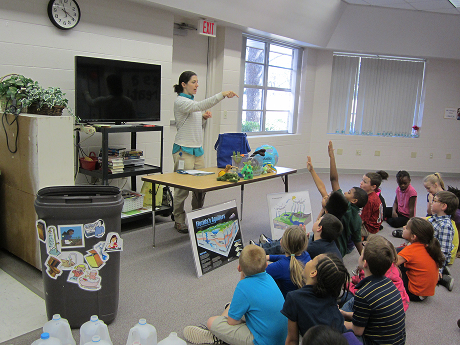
[342,235,406,344]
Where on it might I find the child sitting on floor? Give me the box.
[307,213,343,260]
[344,237,409,312]
[386,170,417,228]
[266,225,311,297]
[307,142,368,257]
[341,235,406,344]
[282,253,350,345]
[183,245,287,345]
[396,217,444,301]
[359,170,388,238]
[423,172,445,216]
[447,185,460,260]
[428,190,459,291]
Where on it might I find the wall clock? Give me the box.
[47,0,81,30]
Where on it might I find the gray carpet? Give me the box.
[2,171,460,344]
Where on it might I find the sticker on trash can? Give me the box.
[78,269,102,291]
[84,219,106,238]
[59,251,85,270]
[36,220,46,243]
[58,224,85,249]
[105,232,123,252]
[45,255,63,279]
[67,263,88,283]
[46,226,61,257]
[85,249,107,269]
[93,241,110,262]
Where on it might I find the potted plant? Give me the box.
[0,74,34,115]
[24,85,69,116]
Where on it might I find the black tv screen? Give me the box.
[75,56,161,124]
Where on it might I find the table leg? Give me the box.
[152,207,156,247]
[240,184,244,220]
[284,175,289,192]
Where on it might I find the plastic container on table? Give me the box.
[34,186,123,328]
[83,335,112,345]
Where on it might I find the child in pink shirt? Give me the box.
[387,171,417,229]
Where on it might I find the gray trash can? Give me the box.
[34,186,123,328]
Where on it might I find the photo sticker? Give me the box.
[58,224,85,249]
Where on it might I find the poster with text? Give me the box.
[187,200,243,278]
[267,190,313,240]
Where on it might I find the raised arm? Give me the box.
[328,141,340,192]
[307,156,328,197]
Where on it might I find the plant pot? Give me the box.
[27,104,65,116]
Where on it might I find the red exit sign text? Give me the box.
[198,19,216,37]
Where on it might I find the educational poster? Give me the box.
[267,190,313,240]
[187,200,243,278]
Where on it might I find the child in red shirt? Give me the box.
[360,171,388,239]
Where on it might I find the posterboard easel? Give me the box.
[187,200,243,277]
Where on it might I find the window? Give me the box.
[240,36,302,134]
[328,53,425,137]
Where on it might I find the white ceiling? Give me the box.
[343,0,460,14]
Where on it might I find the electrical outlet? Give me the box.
[337,148,343,155]
[374,151,380,156]
[223,110,227,119]
[446,153,451,159]
[429,153,433,159]
[356,150,362,156]
[411,152,417,158]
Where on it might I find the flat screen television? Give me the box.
[75,56,161,124]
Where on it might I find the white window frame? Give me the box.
[239,35,302,135]
[328,53,426,138]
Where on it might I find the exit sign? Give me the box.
[198,19,216,37]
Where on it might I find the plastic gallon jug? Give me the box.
[79,316,113,345]
[157,333,186,345]
[126,319,157,345]
[83,335,112,345]
[31,332,62,345]
[43,314,76,345]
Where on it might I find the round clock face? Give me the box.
[48,0,81,30]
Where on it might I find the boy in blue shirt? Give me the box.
[307,213,343,259]
[184,245,288,345]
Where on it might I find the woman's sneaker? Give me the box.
[183,325,223,344]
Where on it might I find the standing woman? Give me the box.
[172,71,238,232]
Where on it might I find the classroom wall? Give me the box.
[0,0,459,194]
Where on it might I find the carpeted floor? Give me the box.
[1,171,460,344]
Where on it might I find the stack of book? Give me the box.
[122,149,145,168]
[108,156,124,173]
[99,146,126,173]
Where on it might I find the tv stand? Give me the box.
[76,125,172,222]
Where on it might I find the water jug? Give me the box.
[79,315,113,345]
[126,319,157,345]
[157,332,186,345]
[43,314,76,345]
[31,332,62,345]
[83,335,112,345]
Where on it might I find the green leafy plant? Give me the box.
[242,120,260,132]
[0,74,34,114]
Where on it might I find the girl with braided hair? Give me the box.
[266,225,311,298]
[282,253,353,345]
